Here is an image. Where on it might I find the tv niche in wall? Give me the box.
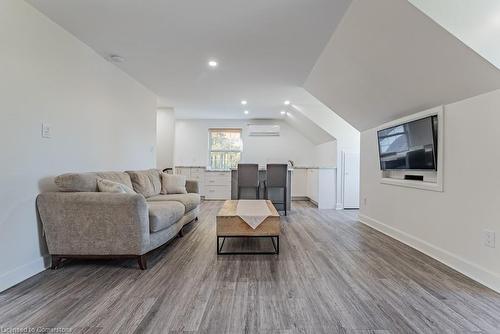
[377,106,444,192]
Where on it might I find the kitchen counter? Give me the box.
[292,166,337,169]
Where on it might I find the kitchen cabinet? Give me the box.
[291,169,307,197]
[205,171,231,199]
[293,167,336,209]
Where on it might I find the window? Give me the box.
[209,128,242,170]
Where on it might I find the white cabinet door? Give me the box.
[205,171,231,199]
[317,169,336,209]
[291,169,307,197]
[205,186,231,199]
[309,169,319,203]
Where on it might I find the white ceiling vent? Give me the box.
[248,124,280,136]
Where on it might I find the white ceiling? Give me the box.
[27,0,351,119]
[305,0,500,130]
[409,0,500,70]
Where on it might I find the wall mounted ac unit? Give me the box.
[248,124,280,136]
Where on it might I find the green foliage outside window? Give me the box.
[209,129,242,170]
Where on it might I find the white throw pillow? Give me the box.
[161,173,187,194]
[97,178,136,194]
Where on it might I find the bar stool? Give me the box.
[265,164,288,215]
[237,164,260,199]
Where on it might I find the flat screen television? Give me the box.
[377,116,438,170]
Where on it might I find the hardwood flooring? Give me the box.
[1,201,499,333]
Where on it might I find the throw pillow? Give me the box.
[161,174,187,194]
[97,178,136,194]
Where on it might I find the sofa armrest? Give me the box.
[36,192,150,256]
[186,180,199,194]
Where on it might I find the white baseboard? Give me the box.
[358,214,500,294]
[0,255,49,292]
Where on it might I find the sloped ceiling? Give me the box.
[305,0,500,131]
[409,0,500,70]
[27,0,351,120]
[283,106,335,145]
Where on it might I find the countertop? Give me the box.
[175,165,337,171]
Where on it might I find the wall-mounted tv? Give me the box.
[377,116,438,170]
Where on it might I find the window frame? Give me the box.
[208,128,243,170]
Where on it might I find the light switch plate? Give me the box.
[42,123,52,138]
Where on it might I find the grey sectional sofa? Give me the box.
[36,169,200,269]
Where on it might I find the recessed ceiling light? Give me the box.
[244,110,249,115]
[208,60,218,68]
[280,110,286,115]
[241,100,247,105]
[284,100,291,105]
[108,54,125,63]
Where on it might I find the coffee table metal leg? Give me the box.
[271,236,279,254]
[217,235,279,255]
[217,236,226,254]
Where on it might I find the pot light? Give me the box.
[244,110,249,115]
[284,100,290,105]
[280,110,286,115]
[241,100,247,105]
[108,54,125,63]
[208,60,218,68]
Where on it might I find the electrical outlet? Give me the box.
[483,230,496,248]
[41,122,52,138]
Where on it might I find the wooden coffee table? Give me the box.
[216,200,280,255]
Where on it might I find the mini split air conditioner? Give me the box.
[247,124,280,136]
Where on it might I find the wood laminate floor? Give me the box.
[1,201,499,333]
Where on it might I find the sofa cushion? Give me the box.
[147,193,201,213]
[161,173,187,194]
[148,201,184,232]
[55,172,98,192]
[126,169,162,198]
[55,171,133,192]
[96,172,134,189]
[97,178,136,194]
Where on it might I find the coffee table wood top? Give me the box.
[216,200,280,236]
[217,200,279,217]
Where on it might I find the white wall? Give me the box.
[156,108,176,169]
[314,141,337,167]
[359,89,500,292]
[174,119,318,167]
[0,1,157,291]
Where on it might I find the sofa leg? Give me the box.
[178,227,184,238]
[195,217,199,221]
[138,255,147,270]
[51,256,62,269]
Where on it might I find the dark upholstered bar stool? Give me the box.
[265,164,288,215]
[237,164,260,199]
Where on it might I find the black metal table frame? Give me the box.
[217,235,279,255]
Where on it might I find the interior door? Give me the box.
[343,151,360,209]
